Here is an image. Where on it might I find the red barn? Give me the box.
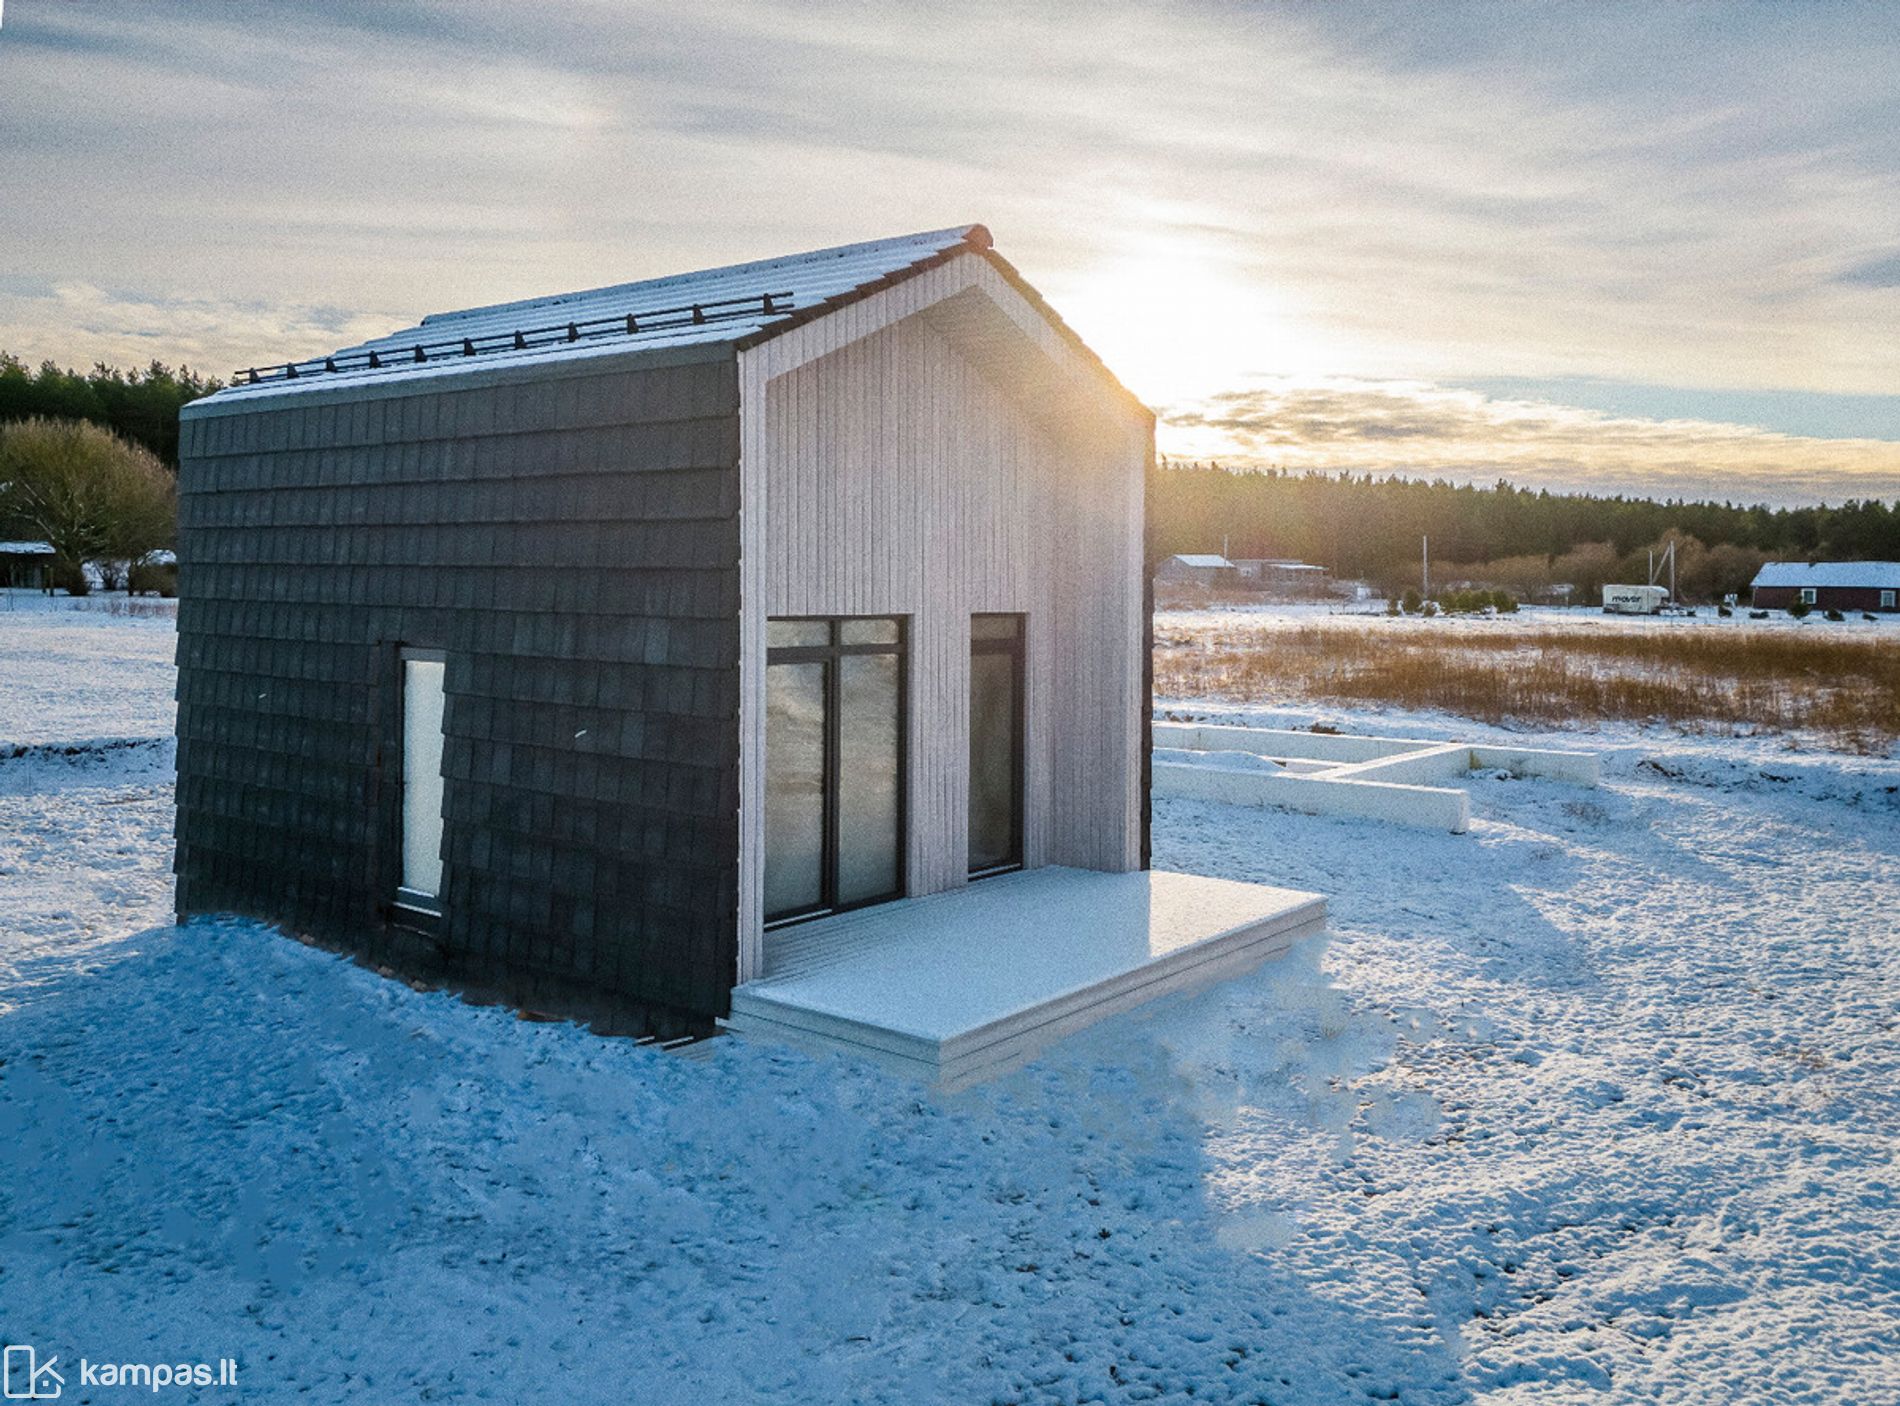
[1750,561,1900,613]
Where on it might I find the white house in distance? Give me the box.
[1232,558,1330,598]
[1155,553,1238,588]
[176,224,1326,1087]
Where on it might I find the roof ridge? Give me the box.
[198,222,1148,416]
[418,225,989,328]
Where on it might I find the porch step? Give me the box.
[723,867,1325,1090]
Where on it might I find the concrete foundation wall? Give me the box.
[1154,760,1471,832]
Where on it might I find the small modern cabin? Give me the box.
[178,225,1326,1075]
[1750,561,1900,613]
[175,227,1156,1033]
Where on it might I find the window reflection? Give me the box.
[969,614,1023,875]
[764,660,826,918]
[764,617,905,924]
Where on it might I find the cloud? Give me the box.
[1838,253,1900,289]
[0,284,397,376]
[0,0,1896,499]
[1159,378,1900,507]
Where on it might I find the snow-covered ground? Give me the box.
[1,597,178,992]
[1158,599,1898,635]
[2,609,1896,1403]
[1,592,178,747]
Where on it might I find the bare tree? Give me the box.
[0,416,176,592]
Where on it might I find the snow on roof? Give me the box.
[1171,554,1235,569]
[204,226,992,404]
[1751,560,1900,590]
[0,541,54,555]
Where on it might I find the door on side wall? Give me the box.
[968,613,1024,877]
[763,617,905,926]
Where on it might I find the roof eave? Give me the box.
[729,229,990,354]
[180,336,737,420]
[976,245,1154,426]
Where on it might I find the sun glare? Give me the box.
[1053,237,1337,408]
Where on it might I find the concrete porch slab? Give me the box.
[723,866,1325,1090]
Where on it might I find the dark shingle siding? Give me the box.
[175,357,741,1027]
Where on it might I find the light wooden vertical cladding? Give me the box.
[736,253,1150,981]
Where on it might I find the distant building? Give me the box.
[0,541,55,590]
[1155,553,1238,588]
[1231,558,1330,598]
[1750,561,1900,613]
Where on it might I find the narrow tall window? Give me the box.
[398,650,447,916]
[1882,590,1895,609]
[764,617,905,926]
[968,613,1024,877]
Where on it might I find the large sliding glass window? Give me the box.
[765,617,905,925]
[968,614,1024,877]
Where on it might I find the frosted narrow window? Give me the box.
[401,656,447,904]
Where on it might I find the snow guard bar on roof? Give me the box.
[234,290,796,386]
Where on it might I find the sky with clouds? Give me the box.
[2,0,1897,504]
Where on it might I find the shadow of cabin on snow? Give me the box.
[174,225,1155,1036]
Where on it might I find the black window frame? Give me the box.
[764,615,908,928]
[968,612,1026,879]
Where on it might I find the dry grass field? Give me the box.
[1155,613,1900,753]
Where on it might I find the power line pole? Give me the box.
[1422,535,1429,599]
[1647,540,1677,601]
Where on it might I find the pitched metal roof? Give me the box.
[205,225,993,403]
[1234,558,1324,571]
[1752,560,1900,590]
[1170,554,1235,569]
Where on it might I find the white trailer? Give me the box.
[1602,584,1668,614]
